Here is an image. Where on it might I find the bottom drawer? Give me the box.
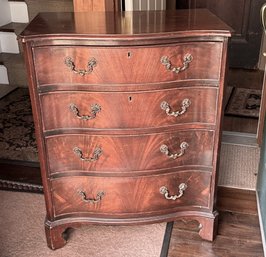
[51,171,211,217]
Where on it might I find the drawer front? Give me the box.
[46,130,214,175]
[33,42,222,85]
[41,87,218,131]
[51,171,211,217]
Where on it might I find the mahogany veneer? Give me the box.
[19,10,231,250]
[40,87,218,130]
[33,43,222,85]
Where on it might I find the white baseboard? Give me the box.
[0,65,9,84]
[9,1,29,23]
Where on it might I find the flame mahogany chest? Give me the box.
[19,10,231,249]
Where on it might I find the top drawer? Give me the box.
[33,42,222,86]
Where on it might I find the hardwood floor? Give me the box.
[223,116,258,134]
[167,188,264,257]
[168,211,263,257]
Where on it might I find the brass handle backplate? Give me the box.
[161,54,193,74]
[69,103,101,120]
[161,99,191,117]
[65,57,97,76]
[73,146,102,162]
[78,190,105,204]
[160,142,188,159]
[160,183,187,200]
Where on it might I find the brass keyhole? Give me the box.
[128,96,133,102]
[127,52,132,58]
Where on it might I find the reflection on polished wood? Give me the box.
[20,9,231,39]
[73,0,120,12]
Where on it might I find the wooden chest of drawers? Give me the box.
[19,10,231,250]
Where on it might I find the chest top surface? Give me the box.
[19,9,231,43]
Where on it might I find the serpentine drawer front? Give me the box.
[19,10,231,250]
[40,87,218,131]
[51,171,211,217]
[45,130,214,176]
[33,42,222,86]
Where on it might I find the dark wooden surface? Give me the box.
[168,187,264,257]
[217,186,258,215]
[207,0,264,69]
[19,10,231,249]
[168,211,264,257]
[222,68,264,134]
[0,160,41,193]
[175,0,264,69]
[40,87,218,130]
[0,160,40,184]
[19,9,231,40]
[45,131,214,175]
[51,172,211,216]
[33,43,222,85]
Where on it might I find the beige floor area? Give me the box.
[0,191,166,257]
[219,132,260,190]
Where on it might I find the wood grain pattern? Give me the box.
[51,171,211,216]
[19,10,231,249]
[217,186,258,215]
[19,10,232,40]
[168,211,264,257]
[45,130,214,175]
[33,43,222,85]
[40,87,218,131]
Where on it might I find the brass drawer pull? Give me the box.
[160,183,187,200]
[69,103,101,120]
[73,146,102,162]
[160,142,188,159]
[65,57,97,76]
[78,190,105,204]
[161,54,193,74]
[161,99,191,117]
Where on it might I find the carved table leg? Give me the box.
[45,223,69,250]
